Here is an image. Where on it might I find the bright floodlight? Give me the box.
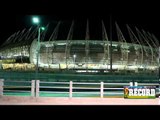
[32,17,40,24]
[73,54,76,58]
[41,27,45,30]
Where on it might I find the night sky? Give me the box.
[0,1,160,45]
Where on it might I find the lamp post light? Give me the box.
[73,54,76,69]
[32,16,45,79]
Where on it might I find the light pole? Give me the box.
[32,16,45,79]
[158,46,160,98]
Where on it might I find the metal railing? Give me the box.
[0,79,159,98]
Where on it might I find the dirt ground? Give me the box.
[0,96,159,105]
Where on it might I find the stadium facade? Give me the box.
[0,20,159,73]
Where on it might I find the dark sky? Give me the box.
[0,1,160,45]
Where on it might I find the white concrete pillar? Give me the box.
[0,79,4,96]
[36,80,40,97]
[100,82,104,98]
[130,82,133,86]
[134,82,138,86]
[69,81,73,98]
[31,80,35,97]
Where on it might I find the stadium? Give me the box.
[0,20,159,74]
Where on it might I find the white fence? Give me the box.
[0,79,159,98]
[0,79,35,97]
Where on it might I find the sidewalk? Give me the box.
[0,96,159,105]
